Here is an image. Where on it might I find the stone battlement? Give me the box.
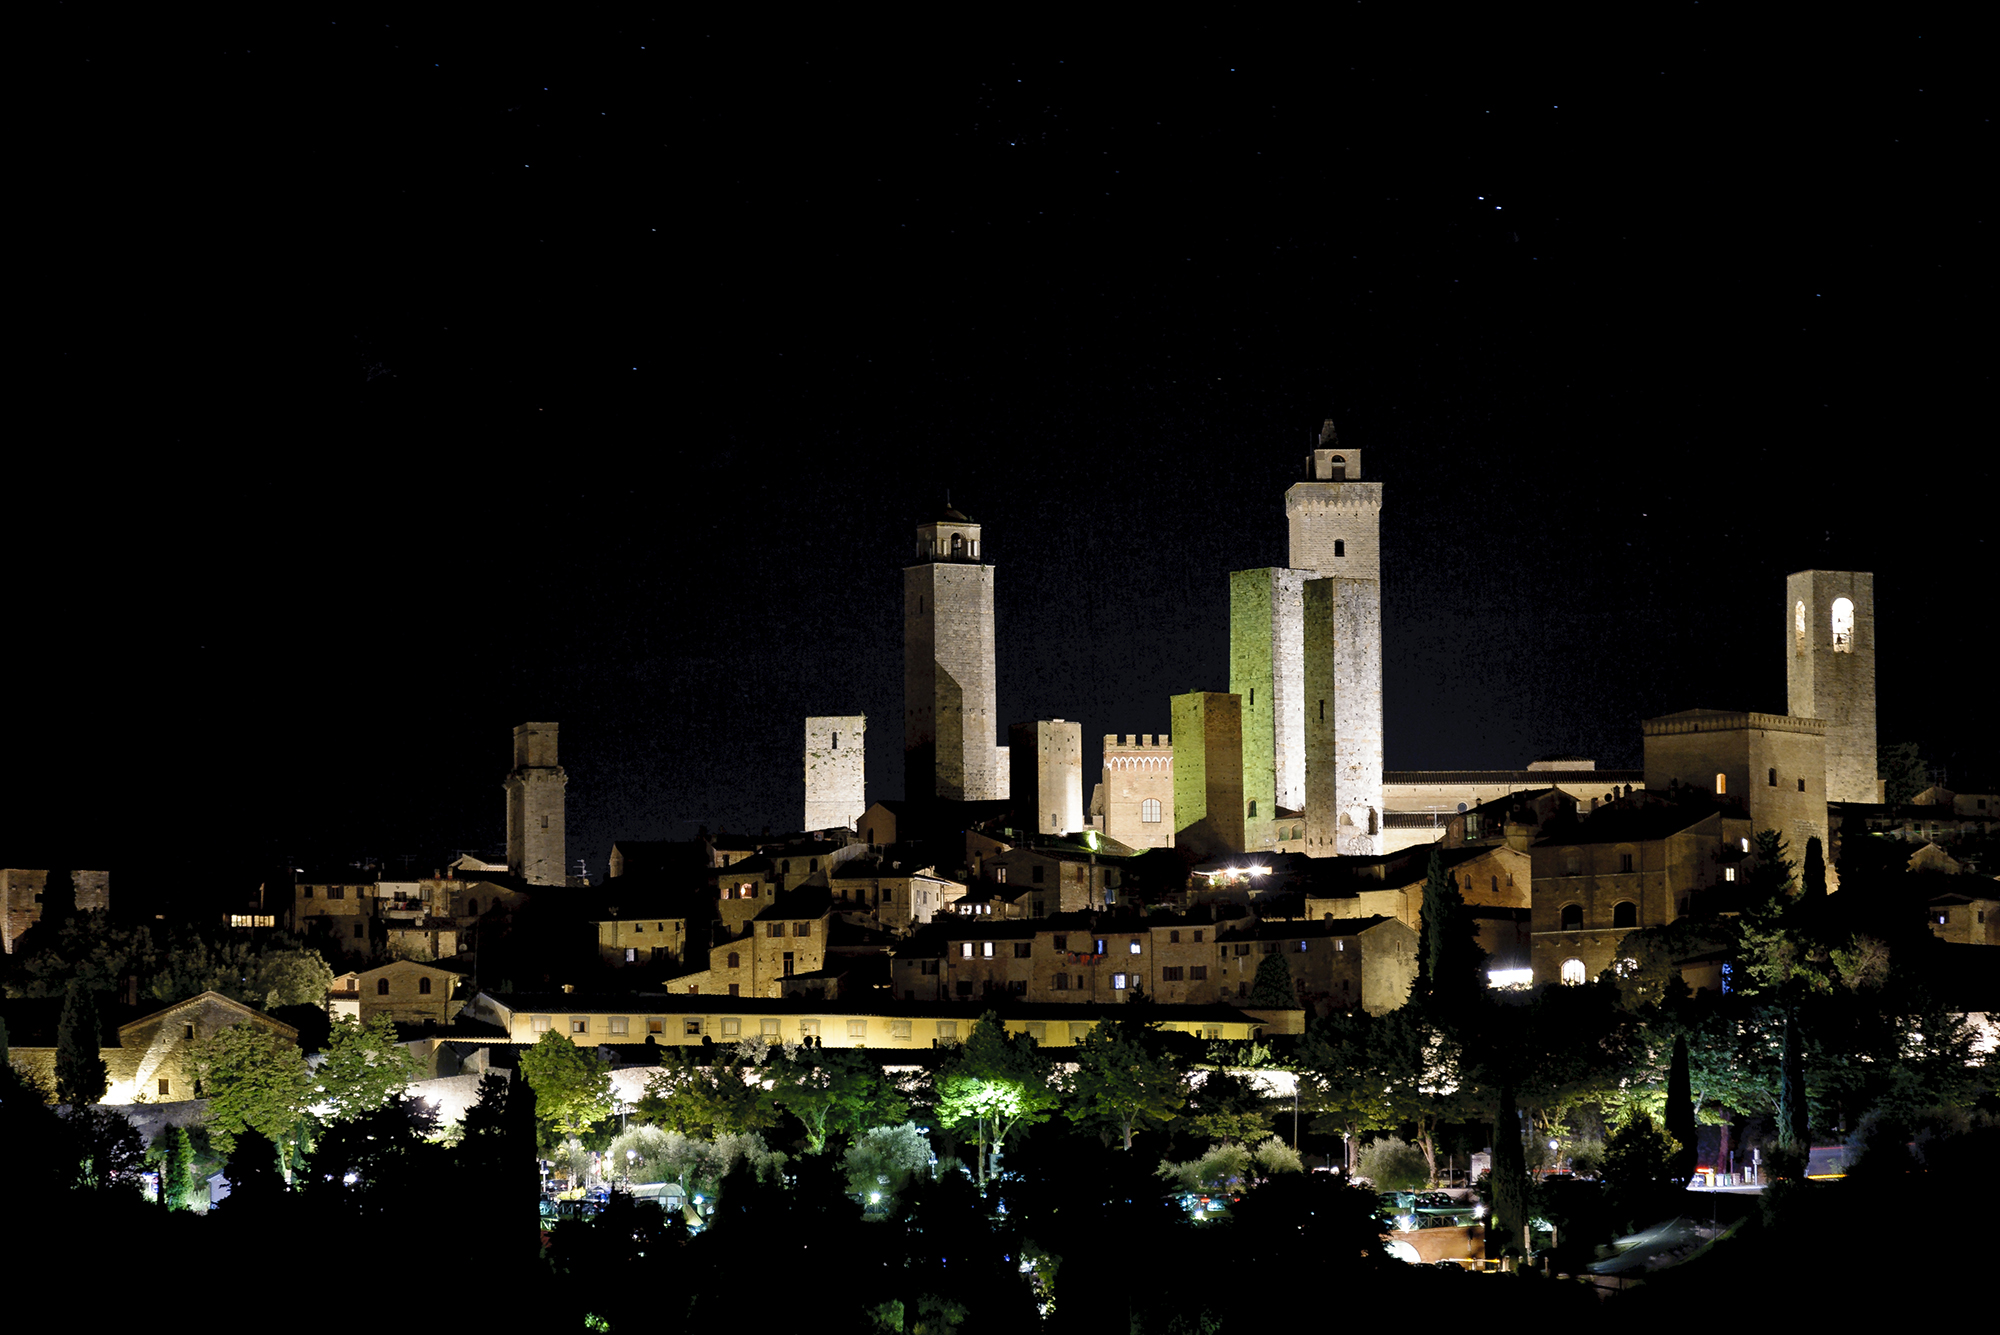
[1104,734,1171,750]
[1642,710,1827,738]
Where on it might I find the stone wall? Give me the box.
[1230,568,1306,845]
[804,715,867,832]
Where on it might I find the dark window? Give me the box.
[1620,853,1634,873]
[956,981,973,997]
[1162,967,1184,981]
[418,978,432,995]
[728,983,739,997]
[1613,902,1638,928]
[353,924,364,939]
[783,952,795,977]
[1169,930,1180,943]
[1190,965,1208,981]
[1560,904,1583,930]
[1013,942,1032,958]
[794,921,811,937]
[1193,930,1204,943]
[1769,768,1777,786]
[1053,973,1069,991]
[1334,539,1345,558]
[1032,866,1045,884]
[1052,935,1067,951]
[727,952,740,968]
[376,979,389,995]
[1798,777,1806,792]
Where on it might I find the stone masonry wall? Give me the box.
[1,868,110,954]
[1102,734,1174,849]
[1304,577,1383,856]
[904,562,1000,801]
[804,715,867,831]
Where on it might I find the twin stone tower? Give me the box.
[806,419,1383,860]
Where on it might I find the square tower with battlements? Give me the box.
[904,507,1008,802]
[1101,733,1175,849]
[805,715,867,832]
[505,721,568,887]
[1787,570,1881,804]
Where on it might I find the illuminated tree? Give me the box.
[188,1021,313,1178]
[517,1028,615,1139]
[1063,1016,1187,1150]
[314,1015,425,1121]
[933,1013,1056,1185]
[767,1046,906,1154]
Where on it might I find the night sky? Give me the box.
[18,12,1990,900]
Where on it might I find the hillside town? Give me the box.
[5,424,1994,1327]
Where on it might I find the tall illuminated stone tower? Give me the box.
[1289,420,1385,857]
[904,508,1007,802]
[505,721,568,886]
[804,715,867,831]
[1229,567,1305,850]
[1787,570,1880,804]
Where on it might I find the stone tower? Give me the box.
[1101,733,1174,849]
[1171,691,1245,857]
[1010,719,1085,835]
[1787,570,1881,804]
[904,508,1008,802]
[1288,420,1385,856]
[1229,567,1305,851]
[505,722,568,886]
[804,715,867,832]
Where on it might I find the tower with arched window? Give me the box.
[905,508,1006,802]
[1288,420,1386,856]
[1786,570,1880,804]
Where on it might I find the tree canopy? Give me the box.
[517,1029,615,1138]
[934,1013,1057,1185]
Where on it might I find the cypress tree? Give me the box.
[55,980,109,1108]
[1490,1083,1529,1263]
[1665,1034,1697,1187]
[1775,1010,1809,1180]
[1800,836,1827,911]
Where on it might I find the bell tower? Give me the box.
[1290,420,1385,857]
[904,507,1007,802]
[1787,570,1880,804]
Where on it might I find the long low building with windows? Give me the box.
[460,991,1284,1050]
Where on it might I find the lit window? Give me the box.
[1795,600,1806,651]
[1832,597,1854,651]
[609,1016,629,1035]
[531,1015,552,1032]
[1560,958,1587,986]
[936,1021,958,1041]
[570,1017,589,1035]
[1128,939,1142,955]
[960,942,973,958]
[1716,773,1727,795]
[1725,867,1737,882]
[847,1019,868,1038]
[982,941,994,958]
[1112,973,1128,990]
[721,1017,742,1037]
